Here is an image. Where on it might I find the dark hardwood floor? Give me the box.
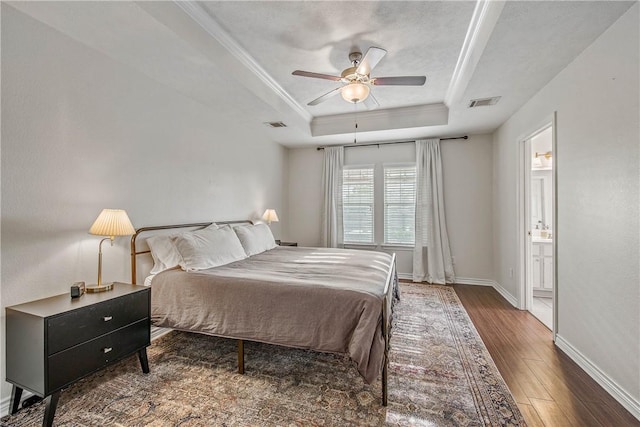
[453,284,639,427]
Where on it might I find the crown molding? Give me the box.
[444,0,506,107]
[172,1,312,123]
[311,103,448,137]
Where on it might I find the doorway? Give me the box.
[519,122,556,333]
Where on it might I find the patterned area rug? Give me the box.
[1,283,525,426]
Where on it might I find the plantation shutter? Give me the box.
[384,165,416,245]
[342,167,374,244]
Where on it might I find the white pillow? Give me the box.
[146,223,218,274]
[234,223,277,256]
[147,235,182,274]
[173,225,246,272]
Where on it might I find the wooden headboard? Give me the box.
[130,220,253,284]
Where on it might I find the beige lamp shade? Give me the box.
[341,82,370,103]
[89,209,135,237]
[262,209,279,224]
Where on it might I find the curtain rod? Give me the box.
[316,136,468,151]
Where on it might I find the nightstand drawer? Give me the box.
[47,318,149,392]
[6,284,150,426]
[47,290,149,355]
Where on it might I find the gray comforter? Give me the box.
[150,246,395,383]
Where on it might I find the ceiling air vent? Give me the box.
[264,121,287,128]
[468,96,501,108]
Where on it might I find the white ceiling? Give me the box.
[8,1,634,148]
[202,1,475,116]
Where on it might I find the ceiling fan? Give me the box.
[292,47,426,109]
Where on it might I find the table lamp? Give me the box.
[262,209,279,225]
[88,209,135,293]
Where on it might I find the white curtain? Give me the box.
[413,139,455,284]
[320,146,344,248]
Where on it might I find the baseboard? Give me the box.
[0,390,34,418]
[533,289,552,298]
[455,277,519,309]
[490,281,519,308]
[399,274,490,285]
[399,274,496,287]
[555,335,640,421]
[151,326,172,341]
[397,273,412,281]
[455,277,496,287]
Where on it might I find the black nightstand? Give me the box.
[5,283,150,427]
[276,240,298,246]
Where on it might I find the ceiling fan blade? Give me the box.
[356,47,387,76]
[372,76,427,86]
[363,92,379,110]
[292,70,342,81]
[308,87,342,106]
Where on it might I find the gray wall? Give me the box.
[492,3,639,406]
[0,5,288,403]
[287,135,494,281]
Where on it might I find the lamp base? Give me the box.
[86,282,114,293]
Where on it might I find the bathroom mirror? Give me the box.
[531,171,553,232]
[531,177,545,230]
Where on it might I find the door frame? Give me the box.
[516,112,558,340]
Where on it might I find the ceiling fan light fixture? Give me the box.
[293,47,425,107]
[341,82,370,104]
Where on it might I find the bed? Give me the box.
[130,220,398,405]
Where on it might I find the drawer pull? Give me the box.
[103,347,113,354]
[103,316,113,322]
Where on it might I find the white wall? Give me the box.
[0,5,288,404]
[441,136,494,282]
[493,3,639,412]
[287,135,494,281]
[287,147,324,246]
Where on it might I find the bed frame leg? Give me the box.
[237,339,245,374]
[382,358,388,406]
[382,295,390,406]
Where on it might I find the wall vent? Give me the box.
[264,121,287,128]
[468,96,501,108]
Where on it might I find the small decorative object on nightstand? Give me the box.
[88,209,135,293]
[5,283,150,427]
[276,240,298,247]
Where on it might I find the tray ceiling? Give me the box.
[7,1,635,147]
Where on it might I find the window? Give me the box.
[342,167,374,244]
[384,165,416,245]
